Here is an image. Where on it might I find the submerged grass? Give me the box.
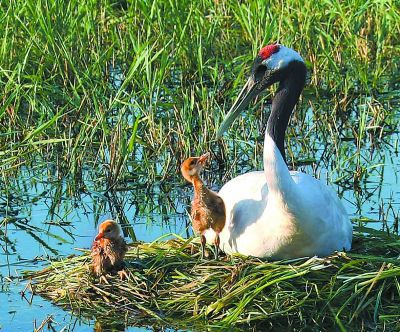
[26,231,400,331]
[1,0,399,245]
[1,2,399,328]
[1,0,399,187]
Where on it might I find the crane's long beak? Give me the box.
[217,77,260,138]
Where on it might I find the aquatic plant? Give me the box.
[0,0,399,188]
[26,230,400,330]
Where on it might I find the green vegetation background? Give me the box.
[1,0,399,186]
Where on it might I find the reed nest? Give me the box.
[26,231,400,331]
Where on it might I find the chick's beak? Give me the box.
[197,152,210,166]
[95,232,104,241]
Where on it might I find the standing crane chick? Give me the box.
[181,152,226,259]
[91,220,128,282]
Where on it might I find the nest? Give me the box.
[26,231,400,331]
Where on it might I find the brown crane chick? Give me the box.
[91,220,128,283]
[181,152,226,259]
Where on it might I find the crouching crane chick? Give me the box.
[181,152,226,259]
[91,220,128,282]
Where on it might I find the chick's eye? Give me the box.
[190,160,195,166]
[106,229,111,232]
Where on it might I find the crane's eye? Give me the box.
[254,64,267,82]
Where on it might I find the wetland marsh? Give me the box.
[1,0,399,330]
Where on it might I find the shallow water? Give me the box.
[0,177,190,331]
[1,150,399,330]
[1,94,399,331]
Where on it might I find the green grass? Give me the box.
[1,2,400,328]
[26,231,400,331]
[0,0,399,188]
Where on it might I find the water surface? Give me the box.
[1,93,399,331]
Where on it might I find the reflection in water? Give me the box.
[0,174,190,331]
[94,320,126,332]
[0,95,399,330]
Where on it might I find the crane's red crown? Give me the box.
[258,44,280,60]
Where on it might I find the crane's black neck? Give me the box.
[266,61,307,164]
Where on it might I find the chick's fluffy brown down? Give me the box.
[91,220,128,277]
[191,189,226,234]
[91,237,127,276]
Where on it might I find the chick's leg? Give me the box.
[99,275,110,284]
[201,234,206,260]
[118,269,129,280]
[214,233,220,260]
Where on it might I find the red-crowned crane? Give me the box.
[216,44,352,258]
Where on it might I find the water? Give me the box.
[1,175,190,331]
[1,95,399,331]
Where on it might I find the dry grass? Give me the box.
[26,230,400,330]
